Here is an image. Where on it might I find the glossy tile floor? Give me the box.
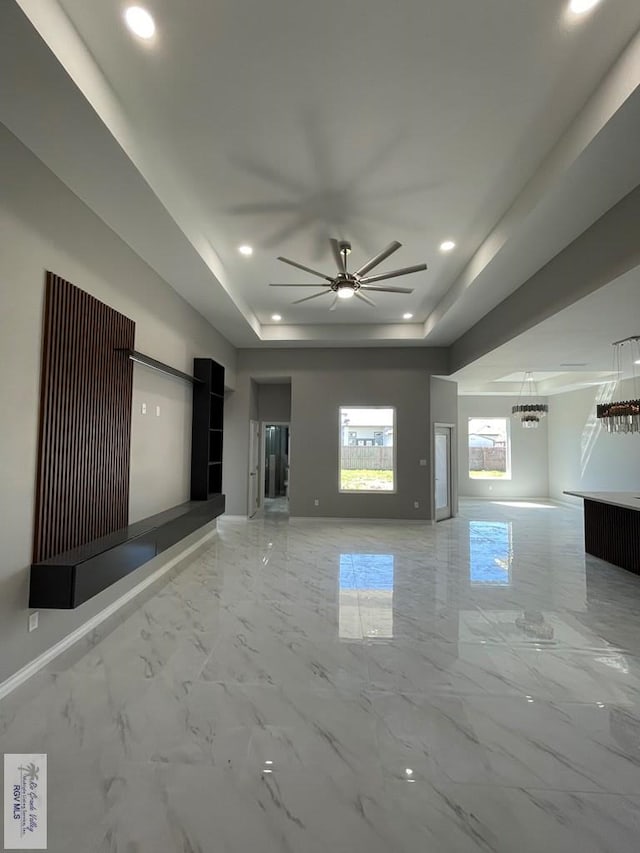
[3,499,640,851]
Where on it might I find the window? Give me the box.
[468,417,511,480]
[340,406,396,492]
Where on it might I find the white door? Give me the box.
[435,426,452,521]
[248,420,260,517]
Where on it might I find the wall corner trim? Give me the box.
[0,527,218,703]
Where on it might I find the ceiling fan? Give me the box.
[269,239,427,310]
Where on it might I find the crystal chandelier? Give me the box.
[596,336,640,434]
[512,372,548,429]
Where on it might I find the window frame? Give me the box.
[467,416,512,481]
[339,406,397,494]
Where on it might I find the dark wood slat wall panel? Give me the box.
[33,273,135,563]
[583,500,640,576]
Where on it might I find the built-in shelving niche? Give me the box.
[191,358,225,500]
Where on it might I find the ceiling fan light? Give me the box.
[337,286,354,299]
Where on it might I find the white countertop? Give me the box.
[564,491,640,511]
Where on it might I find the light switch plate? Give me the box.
[141,403,147,415]
[419,459,427,466]
[28,611,39,632]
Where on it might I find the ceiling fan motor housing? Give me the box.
[332,273,359,296]
[269,237,426,308]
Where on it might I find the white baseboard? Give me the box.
[459,495,552,502]
[289,516,431,524]
[0,527,218,703]
[550,497,582,509]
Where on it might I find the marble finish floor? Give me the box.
[3,500,640,851]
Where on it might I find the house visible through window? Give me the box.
[468,417,511,480]
[340,406,395,492]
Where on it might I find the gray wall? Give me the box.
[430,377,459,516]
[0,123,236,684]
[224,348,449,519]
[548,379,640,505]
[257,383,292,423]
[458,396,549,499]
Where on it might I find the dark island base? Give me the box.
[584,499,640,575]
[29,495,225,609]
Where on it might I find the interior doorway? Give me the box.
[262,423,290,515]
[248,419,260,518]
[434,425,453,521]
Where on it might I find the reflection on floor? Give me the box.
[3,499,640,851]
[469,520,512,585]
[262,495,289,517]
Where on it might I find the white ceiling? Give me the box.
[3,0,640,349]
[451,264,640,395]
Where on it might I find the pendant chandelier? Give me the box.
[512,372,548,429]
[596,336,640,434]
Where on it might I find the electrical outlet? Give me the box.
[141,402,147,415]
[155,405,161,417]
[28,611,39,632]
[314,499,319,507]
[419,459,427,466]
[414,501,420,509]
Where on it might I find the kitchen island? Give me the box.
[564,491,640,575]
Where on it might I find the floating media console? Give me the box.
[30,276,227,610]
[29,496,225,609]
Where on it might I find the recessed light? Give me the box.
[569,0,602,14]
[439,240,456,253]
[238,245,253,256]
[271,314,282,321]
[403,312,413,320]
[124,6,156,39]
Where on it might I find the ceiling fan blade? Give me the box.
[330,238,346,273]
[354,290,376,308]
[329,295,339,311]
[277,256,334,282]
[269,283,331,287]
[292,290,334,305]
[359,284,414,294]
[354,240,402,277]
[359,263,427,285]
